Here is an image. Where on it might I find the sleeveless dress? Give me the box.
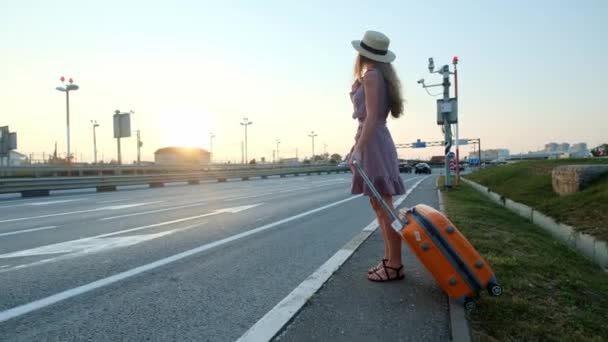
[350,68,406,197]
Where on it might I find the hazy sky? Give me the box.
[1,0,606,163]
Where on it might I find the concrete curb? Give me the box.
[437,187,473,342]
[461,178,608,272]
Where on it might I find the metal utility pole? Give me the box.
[417,57,458,189]
[276,139,281,162]
[453,56,460,185]
[91,120,99,164]
[136,130,142,165]
[308,131,317,159]
[55,76,79,166]
[323,143,328,155]
[240,118,252,164]
[241,141,244,164]
[210,133,215,162]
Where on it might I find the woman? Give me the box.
[348,30,406,282]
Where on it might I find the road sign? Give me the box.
[450,159,457,171]
[447,151,455,160]
[413,139,426,148]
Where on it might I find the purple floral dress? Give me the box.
[350,68,406,197]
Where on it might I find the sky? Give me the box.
[1,0,606,164]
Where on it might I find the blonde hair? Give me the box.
[354,55,404,118]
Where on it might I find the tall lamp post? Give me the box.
[276,139,281,162]
[308,131,317,160]
[210,133,215,162]
[91,120,99,164]
[240,118,252,164]
[56,76,79,165]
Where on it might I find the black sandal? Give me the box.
[368,258,388,274]
[367,264,404,282]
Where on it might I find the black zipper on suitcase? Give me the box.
[409,210,483,292]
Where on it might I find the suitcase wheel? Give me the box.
[464,297,477,313]
[487,283,503,297]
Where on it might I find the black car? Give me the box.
[415,163,432,174]
[398,162,412,173]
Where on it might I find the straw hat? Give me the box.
[352,30,396,63]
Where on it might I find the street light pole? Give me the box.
[136,130,142,165]
[91,120,99,164]
[276,139,281,162]
[308,131,317,160]
[210,133,215,163]
[240,118,252,164]
[56,76,79,166]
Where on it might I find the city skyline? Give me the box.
[1,1,606,164]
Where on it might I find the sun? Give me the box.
[159,109,214,149]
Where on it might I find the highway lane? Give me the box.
[0,172,433,341]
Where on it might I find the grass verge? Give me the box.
[441,181,608,341]
[466,159,608,241]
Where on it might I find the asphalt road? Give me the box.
[0,172,431,341]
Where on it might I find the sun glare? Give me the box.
[158,110,214,149]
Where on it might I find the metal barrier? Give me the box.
[0,163,340,178]
[0,165,351,197]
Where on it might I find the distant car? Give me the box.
[415,163,432,174]
[398,162,412,173]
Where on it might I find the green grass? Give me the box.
[466,159,608,241]
[441,182,608,342]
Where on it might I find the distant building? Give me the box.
[154,147,210,165]
[559,143,570,153]
[545,143,559,152]
[429,155,445,165]
[569,143,589,158]
[0,151,28,166]
[470,149,509,162]
[280,158,299,166]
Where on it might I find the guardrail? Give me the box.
[0,165,351,197]
[0,163,340,178]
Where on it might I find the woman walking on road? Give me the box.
[348,30,406,282]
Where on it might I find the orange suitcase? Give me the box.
[353,160,502,310]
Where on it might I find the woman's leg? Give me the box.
[367,196,404,281]
[372,198,390,260]
[380,196,403,268]
[368,199,390,273]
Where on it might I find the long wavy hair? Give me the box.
[354,54,404,118]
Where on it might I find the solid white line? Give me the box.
[0,226,58,237]
[0,202,158,223]
[97,199,131,204]
[0,198,85,209]
[0,194,363,323]
[236,176,429,342]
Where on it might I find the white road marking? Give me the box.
[236,176,429,342]
[99,200,209,221]
[0,198,85,209]
[0,195,362,323]
[0,226,58,237]
[0,223,206,271]
[0,204,262,266]
[0,230,178,259]
[97,199,131,204]
[311,179,348,184]
[0,202,159,223]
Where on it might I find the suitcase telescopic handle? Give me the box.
[352,160,408,230]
